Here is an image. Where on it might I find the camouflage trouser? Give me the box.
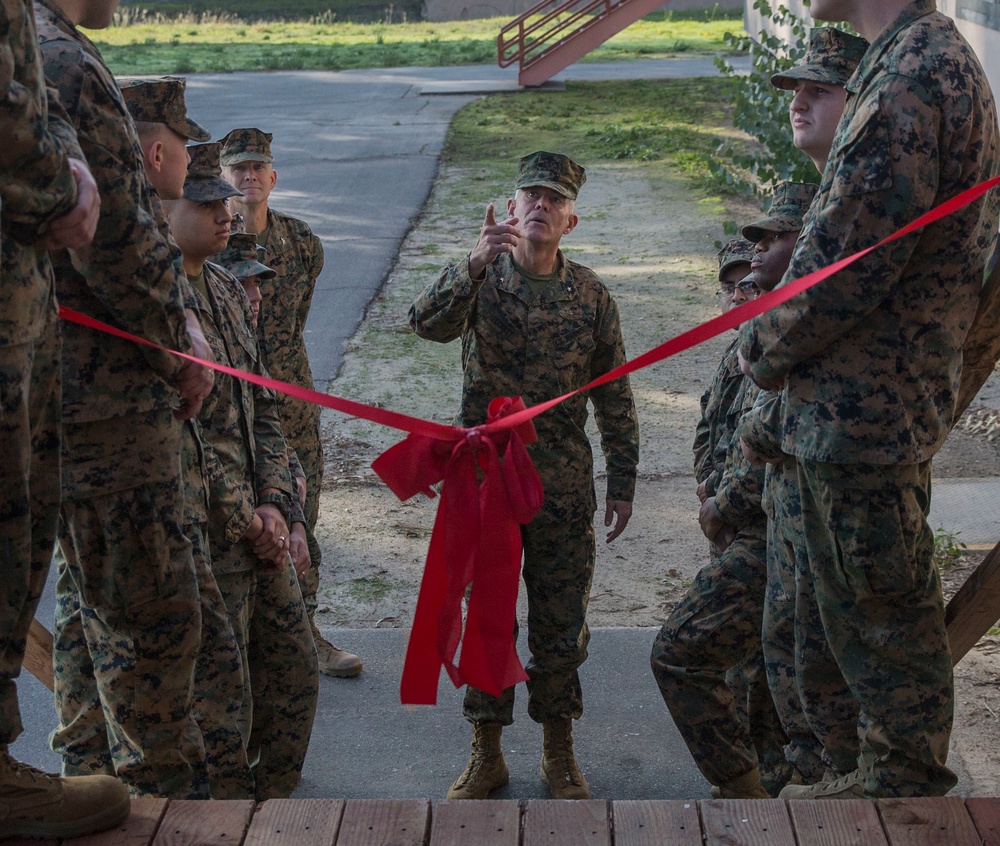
[795,457,955,797]
[650,537,790,793]
[187,524,253,799]
[0,322,60,746]
[52,525,253,799]
[464,517,595,725]
[215,548,318,800]
[291,434,323,621]
[763,461,859,780]
[51,410,208,798]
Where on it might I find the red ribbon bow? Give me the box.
[372,396,544,705]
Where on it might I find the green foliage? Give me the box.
[445,77,738,192]
[933,527,968,570]
[713,0,815,196]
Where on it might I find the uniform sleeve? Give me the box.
[252,360,295,499]
[692,389,711,481]
[589,292,639,503]
[296,231,323,330]
[0,1,78,229]
[735,389,785,464]
[741,77,940,389]
[408,255,486,343]
[713,382,765,529]
[41,42,191,381]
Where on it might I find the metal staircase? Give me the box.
[498,0,670,87]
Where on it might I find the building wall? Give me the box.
[424,0,741,24]
[744,0,1000,94]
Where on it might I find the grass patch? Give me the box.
[444,77,742,192]
[92,13,745,74]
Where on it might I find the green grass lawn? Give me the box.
[94,10,746,74]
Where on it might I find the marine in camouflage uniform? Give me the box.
[36,0,217,798]
[737,32,869,786]
[0,0,131,836]
[164,144,319,801]
[118,76,253,800]
[410,152,639,800]
[651,185,816,800]
[740,0,1000,799]
[220,128,361,678]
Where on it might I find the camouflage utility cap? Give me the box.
[184,143,244,202]
[515,151,586,200]
[217,232,276,281]
[717,237,755,281]
[770,27,868,90]
[118,76,210,141]
[742,181,818,243]
[220,127,274,166]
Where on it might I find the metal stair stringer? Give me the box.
[498,0,670,87]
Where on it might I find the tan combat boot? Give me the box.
[710,767,772,799]
[445,722,509,800]
[540,719,590,800]
[311,621,362,677]
[0,747,130,840]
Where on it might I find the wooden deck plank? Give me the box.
[787,799,888,846]
[522,800,610,846]
[428,799,520,846]
[966,797,1000,846]
[700,798,795,846]
[150,799,255,846]
[244,799,344,846]
[68,797,170,846]
[334,799,430,846]
[611,799,702,846]
[877,797,983,846]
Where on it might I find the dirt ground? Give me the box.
[313,160,1000,794]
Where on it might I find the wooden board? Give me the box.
[877,796,983,846]
[787,799,888,846]
[946,540,1000,664]
[245,799,345,846]
[612,799,702,846]
[150,799,255,846]
[24,617,54,692]
[335,799,430,846]
[429,799,520,846]
[700,798,795,846]
[965,797,1000,846]
[522,799,610,846]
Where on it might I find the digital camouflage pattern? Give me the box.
[693,337,742,495]
[192,262,293,567]
[514,150,586,200]
[741,181,818,245]
[716,237,754,282]
[192,261,316,799]
[117,75,210,142]
[219,127,274,165]
[35,0,194,424]
[217,232,275,282]
[410,251,638,524]
[463,519,595,724]
[770,27,869,90]
[740,390,860,781]
[0,0,79,748]
[653,376,789,795]
[412,243,638,723]
[740,0,1000,797]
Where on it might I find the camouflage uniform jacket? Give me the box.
[0,0,80,346]
[693,334,742,496]
[740,0,1000,465]
[712,378,766,541]
[35,0,192,427]
[410,251,639,524]
[193,262,293,563]
[255,208,323,464]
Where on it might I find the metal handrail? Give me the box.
[497,0,624,69]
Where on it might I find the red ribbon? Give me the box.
[373,396,542,703]
[58,172,1000,705]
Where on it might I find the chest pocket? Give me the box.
[546,306,597,394]
[829,90,893,197]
